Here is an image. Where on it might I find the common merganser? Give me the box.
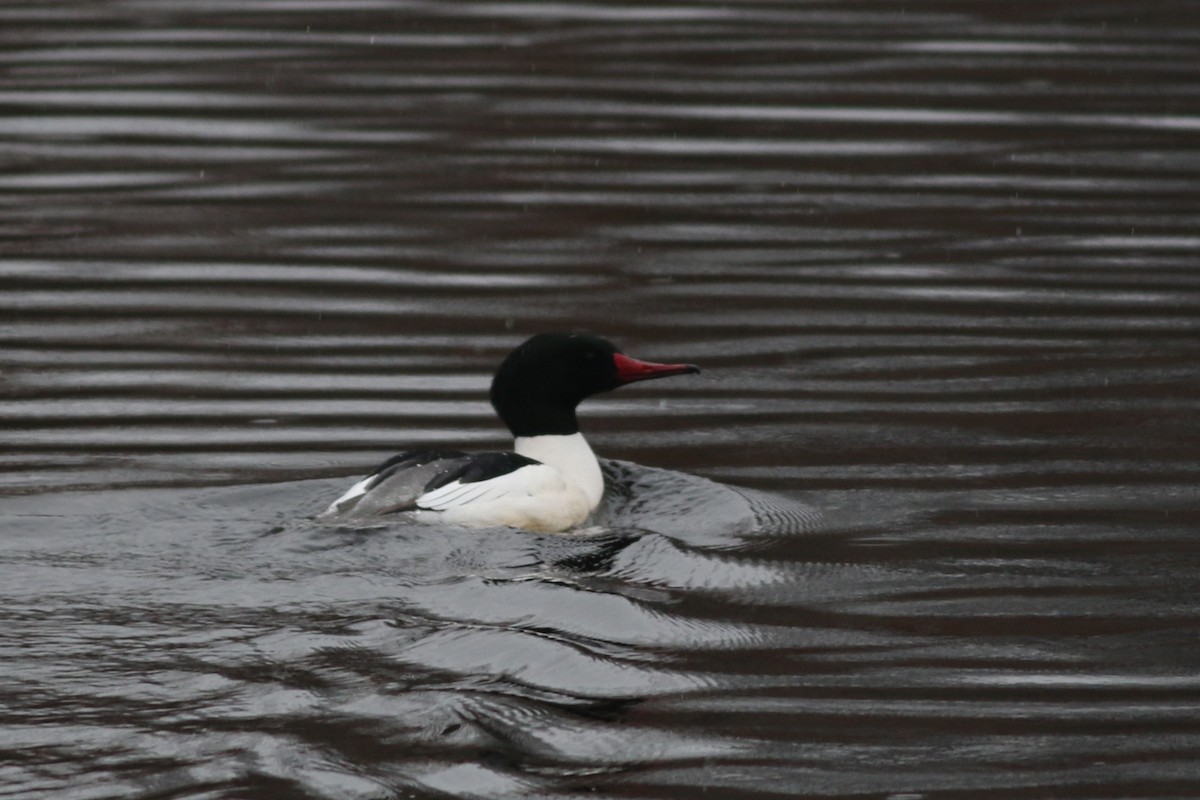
[320,332,699,532]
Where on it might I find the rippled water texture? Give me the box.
[3,2,1200,798]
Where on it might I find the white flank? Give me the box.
[414,462,593,532]
[320,433,605,532]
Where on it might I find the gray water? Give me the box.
[3,2,1200,798]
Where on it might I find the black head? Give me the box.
[489,332,699,437]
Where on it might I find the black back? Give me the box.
[422,451,541,492]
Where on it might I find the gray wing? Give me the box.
[320,450,469,519]
[319,450,542,521]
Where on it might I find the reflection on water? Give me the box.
[2,0,1200,797]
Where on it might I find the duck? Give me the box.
[319,332,699,532]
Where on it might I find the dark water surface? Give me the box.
[3,2,1200,797]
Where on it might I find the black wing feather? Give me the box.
[422,451,541,493]
[366,449,469,492]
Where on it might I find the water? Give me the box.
[3,1,1200,797]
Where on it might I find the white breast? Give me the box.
[513,433,604,509]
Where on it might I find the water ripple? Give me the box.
[3,1,1199,797]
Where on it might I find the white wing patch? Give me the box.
[415,463,546,511]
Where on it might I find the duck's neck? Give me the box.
[513,433,604,510]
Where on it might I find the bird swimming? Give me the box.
[320,332,699,532]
